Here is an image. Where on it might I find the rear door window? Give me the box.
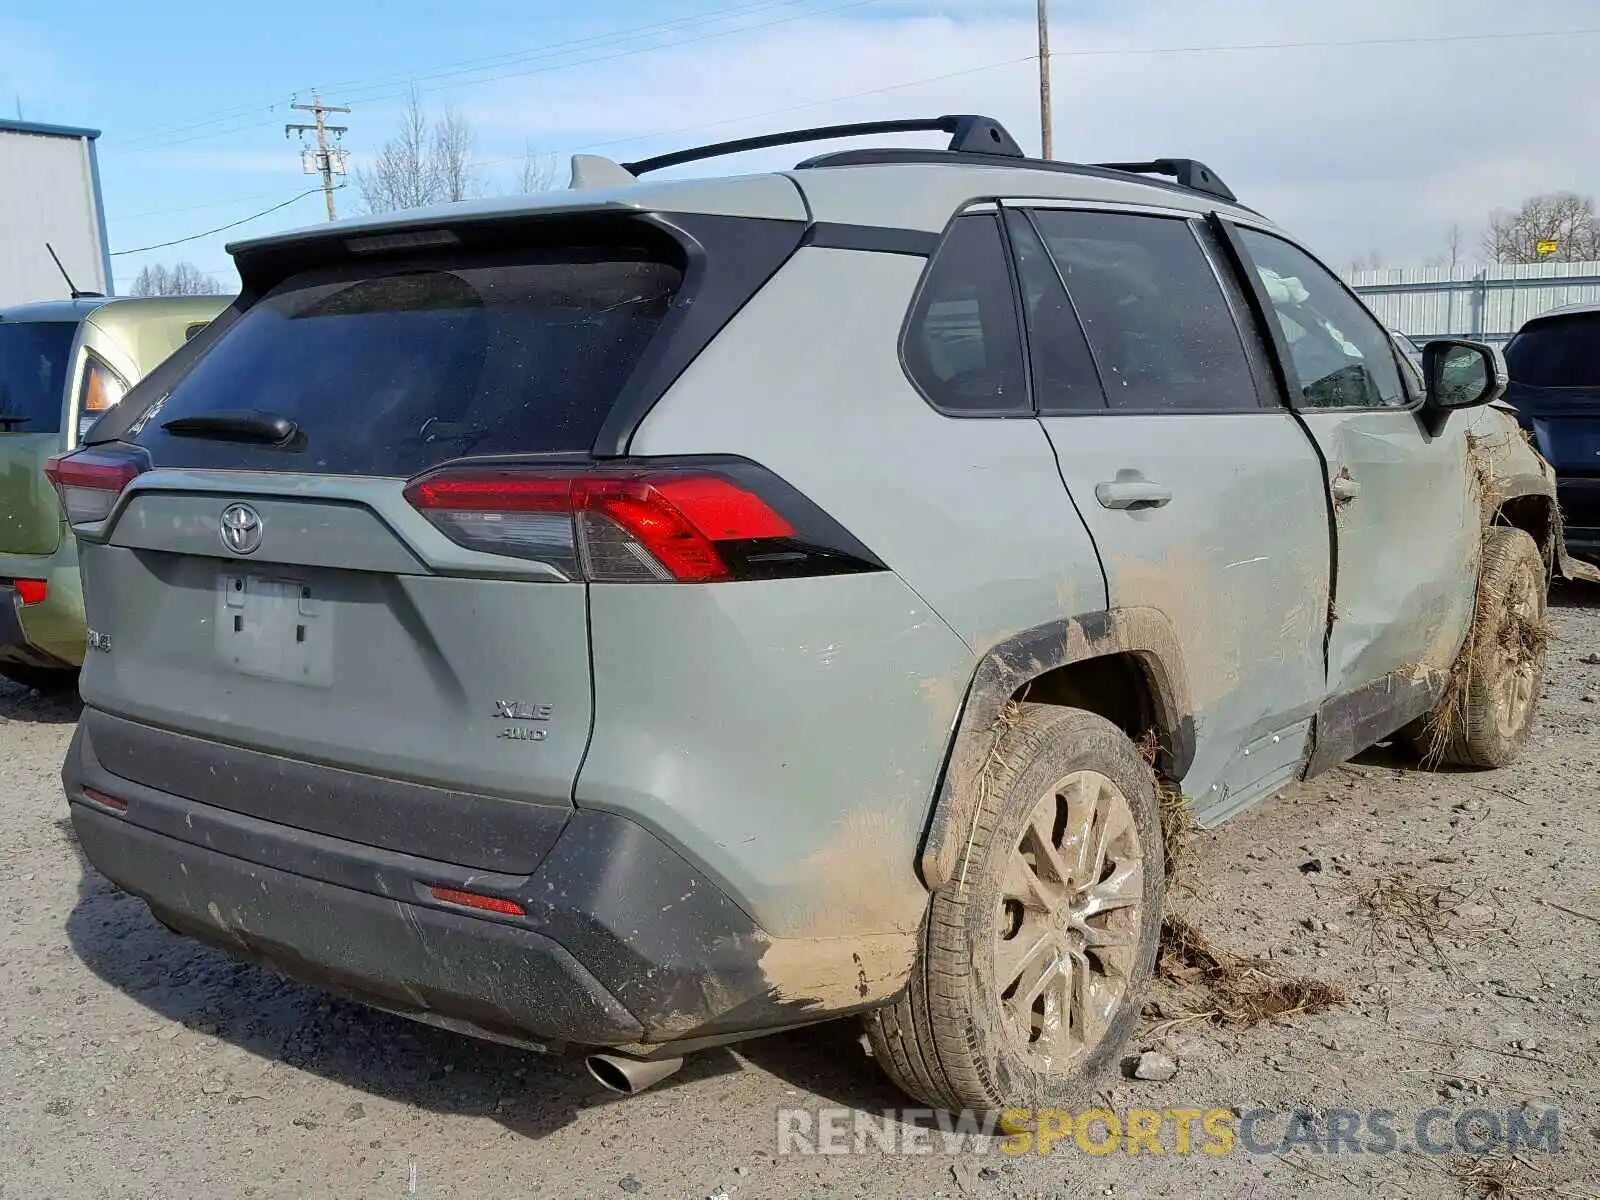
[0,321,77,434]
[1507,314,1600,388]
[132,246,683,475]
[1027,210,1259,412]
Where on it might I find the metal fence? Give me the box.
[1343,260,1600,346]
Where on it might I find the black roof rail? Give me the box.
[621,114,1024,177]
[1094,159,1236,203]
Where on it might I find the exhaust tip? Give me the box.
[585,1052,684,1096]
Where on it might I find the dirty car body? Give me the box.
[0,295,229,688]
[57,118,1557,1081]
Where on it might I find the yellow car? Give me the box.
[0,294,231,690]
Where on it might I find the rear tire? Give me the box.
[0,664,79,695]
[867,705,1164,1111]
[1411,527,1547,768]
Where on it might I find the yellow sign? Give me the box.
[1537,239,1560,255]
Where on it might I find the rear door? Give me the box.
[74,232,690,867]
[1224,224,1478,767]
[0,319,77,556]
[1011,204,1331,820]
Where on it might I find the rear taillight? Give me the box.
[13,580,48,606]
[404,461,882,583]
[43,449,144,526]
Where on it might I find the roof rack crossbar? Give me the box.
[1094,159,1237,203]
[621,114,1024,177]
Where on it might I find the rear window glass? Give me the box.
[0,321,76,435]
[1507,314,1600,388]
[132,247,683,475]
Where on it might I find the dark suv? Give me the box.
[1506,303,1600,562]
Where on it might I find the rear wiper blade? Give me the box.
[162,409,297,444]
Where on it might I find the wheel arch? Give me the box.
[918,607,1195,889]
[1490,482,1560,575]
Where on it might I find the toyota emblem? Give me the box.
[219,503,264,555]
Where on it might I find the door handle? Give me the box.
[1095,479,1173,511]
[1331,473,1361,502]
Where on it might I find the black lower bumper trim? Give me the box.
[65,711,843,1050]
[72,805,643,1046]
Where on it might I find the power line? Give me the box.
[1046,25,1600,58]
[469,54,1039,172]
[325,0,826,102]
[109,0,851,153]
[110,187,339,255]
[109,0,882,158]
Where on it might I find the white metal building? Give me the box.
[0,118,113,308]
[1346,260,1600,346]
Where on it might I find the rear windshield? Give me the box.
[1506,314,1600,389]
[0,321,76,434]
[131,246,683,475]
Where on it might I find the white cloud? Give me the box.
[449,0,1600,267]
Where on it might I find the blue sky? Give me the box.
[5,0,1600,295]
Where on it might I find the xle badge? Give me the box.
[495,700,554,742]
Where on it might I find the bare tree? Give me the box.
[1483,192,1600,264]
[516,142,559,194]
[356,87,483,213]
[432,107,480,204]
[129,262,217,297]
[1445,222,1463,273]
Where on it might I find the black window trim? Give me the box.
[897,208,1037,420]
[1002,207,1109,416]
[1009,203,1276,418]
[1215,217,1423,416]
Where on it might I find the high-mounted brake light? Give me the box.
[404,465,833,583]
[43,450,144,526]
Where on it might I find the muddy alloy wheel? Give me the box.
[1413,526,1549,769]
[867,705,1164,1112]
[994,770,1144,1071]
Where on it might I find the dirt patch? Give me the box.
[1455,1151,1567,1199]
[1140,728,1199,888]
[1145,914,1345,1036]
[1346,868,1497,973]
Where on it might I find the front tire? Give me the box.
[1414,526,1548,768]
[867,705,1164,1111]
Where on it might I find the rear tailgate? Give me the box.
[78,483,590,873]
[71,216,712,873]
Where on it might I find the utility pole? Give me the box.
[1037,0,1053,160]
[286,92,350,221]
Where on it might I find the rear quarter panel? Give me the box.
[606,246,1106,954]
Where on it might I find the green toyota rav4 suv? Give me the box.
[0,294,228,690]
[55,117,1566,1110]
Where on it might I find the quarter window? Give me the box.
[1235,228,1407,410]
[1028,210,1259,412]
[903,215,1029,414]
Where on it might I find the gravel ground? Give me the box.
[2,590,1597,1199]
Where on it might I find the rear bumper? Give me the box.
[1555,476,1600,561]
[0,542,84,669]
[65,713,865,1052]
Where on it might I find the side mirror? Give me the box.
[1420,339,1506,435]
